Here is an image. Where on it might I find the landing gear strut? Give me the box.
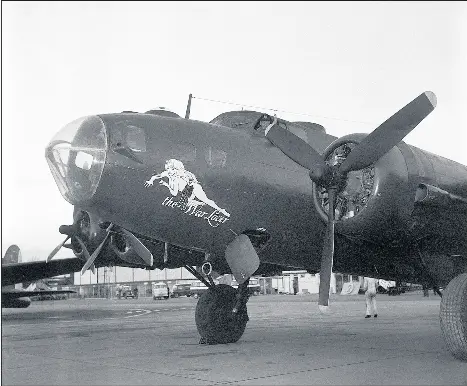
[196,280,250,344]
[184,263,251,344]
[190,234,259,345]
[440,273,467,361]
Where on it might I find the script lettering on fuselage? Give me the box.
[144,159,231,228]
[161,196,230,227]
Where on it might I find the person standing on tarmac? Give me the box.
[363,277,378,318]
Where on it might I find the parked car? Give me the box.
[152,282,169,300]
[189,280,208,299]
[189,279,219,298]
[231,278,261,296]
[121,285,136,299]
[171,283,191,298]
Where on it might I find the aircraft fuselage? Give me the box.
[46,112,467,285]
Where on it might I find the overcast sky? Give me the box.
[2,1,467,261]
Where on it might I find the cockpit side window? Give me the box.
[209,111,264,131]
[125,125,146,152]
[110,121,147,153]
[205,147,227,167]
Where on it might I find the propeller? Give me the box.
[338,91,437,174]
[47,212,93,267]
[120,229,154,267]
[318,187,336,312]
[265,91,437,310]
[79,224,154,275]
[48,229,96,274]
[74,235,95,274]
[47,235,71,263]
[80,223,113,275]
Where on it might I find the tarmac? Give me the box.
[2,292,466,385]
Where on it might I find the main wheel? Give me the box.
[195,284,248,344]
[440,273,467,361]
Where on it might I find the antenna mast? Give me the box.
[185,93,192,119]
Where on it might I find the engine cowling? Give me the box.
[69,208,107,261]
[312,134,415,245]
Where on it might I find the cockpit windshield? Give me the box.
[45,115,107,204]
[210,110,308,142]
[209,111,264,131]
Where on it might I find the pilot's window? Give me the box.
[126,125,146,152]
[75,151,93,170]
[205,147,227,167]
[209,111,263,131]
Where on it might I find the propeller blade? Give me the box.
[339,91,437,174]
[80,225,113,275]
[265,123,329,178]
[47,236,70,262]
[318,188,337,312]
[74,236,92,263]
[121,229,154,267]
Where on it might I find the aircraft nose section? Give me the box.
[45,115,107,204]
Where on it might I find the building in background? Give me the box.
[73,266,198,298]
[70,266,390,299]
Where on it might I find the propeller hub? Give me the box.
[309,165,333,186]
[59,224,77,236]
[313,140,376,222]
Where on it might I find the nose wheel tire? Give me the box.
[195,284,248,344]
[440,273,467,361]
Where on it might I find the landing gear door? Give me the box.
[225,235,260,285]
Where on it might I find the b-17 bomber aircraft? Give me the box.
[43,92,467,361]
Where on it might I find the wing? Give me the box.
[2,258,84,287]
[1,288,75,300]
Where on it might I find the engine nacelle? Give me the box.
[313,133,467,246]
[2,297,31,308]
[69,208,107,261]
[312,134,415,245]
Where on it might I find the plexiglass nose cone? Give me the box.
[45,115,107,204]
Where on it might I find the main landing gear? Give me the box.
[185,263,251,345]
[439,273,467,361]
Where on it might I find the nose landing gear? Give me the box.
[196,280,250,345]
[185,262,251,345]
[188,234,260,345]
